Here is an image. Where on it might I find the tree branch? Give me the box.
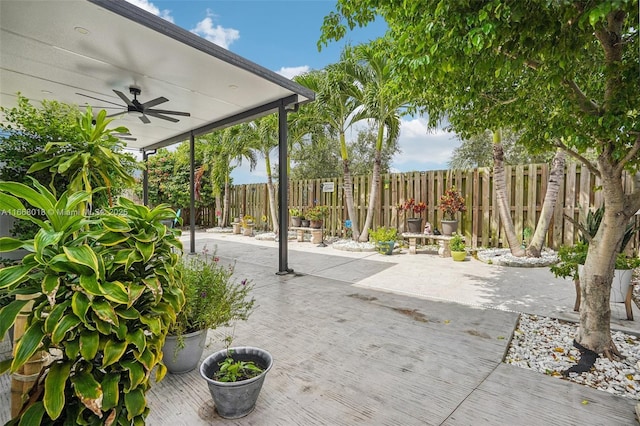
[562,80,601,115]
[563,213,592,244]
[615,135,640,174]
[553,139,601,178]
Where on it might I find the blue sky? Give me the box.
[127,0,462,184]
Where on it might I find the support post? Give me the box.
[189,131,196,254]
[142,150,149,206]
[277,101,293,274]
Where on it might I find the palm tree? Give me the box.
[238,115,280,233]
[294,64,365,240]
[200,128,256,227]
[346,44,407,241]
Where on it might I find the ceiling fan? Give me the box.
[77,86,190,124]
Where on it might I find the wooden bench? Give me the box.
[290,227,324,244]
[401,233,458,257]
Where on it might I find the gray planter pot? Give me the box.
[200,346,273,419]
[441,220,458,236]
[162,329,207,374]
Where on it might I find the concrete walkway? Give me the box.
[1,230,638,425]
[146,231,638,425]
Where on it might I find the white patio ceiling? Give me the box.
[0,0,315,151]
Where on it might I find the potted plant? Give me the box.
[289,208,303,227]
[0,183,183,424]
[369,226,398,255]
[200,346,273,419]
[449,233,467,261]
[438,186,466,235]
[397,198,427,233]
[306,205,329,229]
[162,248,255,374]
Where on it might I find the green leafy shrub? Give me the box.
[0,182,183,424]
[170,248,255,343]
[369,226,398,243]
[449,233,466,252]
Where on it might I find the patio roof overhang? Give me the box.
[0,0,314,273]
[0,0,314,152]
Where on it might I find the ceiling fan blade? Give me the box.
[146,109,191,117]
[113,90,135,108]
[76,92,123,107]
[141,96,169,109]
[106,111,127,118]
[145,111,179,123]
[139,114,151,124]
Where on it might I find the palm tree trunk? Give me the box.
[493,130,525,256]
[215,195,222,227]
[360,148,382,242]
[264,154,278,234]
[343,160,359,241]
[526,149,565,257]
[223,178,230,226]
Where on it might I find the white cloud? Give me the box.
[125,0,174,22]
[392,116,461,170]
[276,66,310,79]
[191,11,239,49]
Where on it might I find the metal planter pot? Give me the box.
[407,218,423,233]
[441,220,458,236]
[200,346,273,419]
[162,329,207,374]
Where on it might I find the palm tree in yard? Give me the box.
[201,128,256,227]
[346,43,407,241]
[238,115,281,233]
[294,63,365,240]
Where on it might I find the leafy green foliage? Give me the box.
[170,247,255,338]
[213,350,264,382]
[449,233,466,252]
[368,226,397,243]
[0,181,183,424]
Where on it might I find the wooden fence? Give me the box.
[198,164,640,251]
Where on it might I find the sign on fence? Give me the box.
[321,182,334,192]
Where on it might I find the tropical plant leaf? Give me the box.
[155,362,167,382]
[102,340,127,367]
[64,338,80,360]
[70,369,103,417]
[126,329,146,353]
[0,264,33,289]
[135,240,154,263]
[99,281,129,305]
[102,215,132,233]
[51,314,82,344]
[126,284,146,308]
[101,372,121,411]
[120,359,145,391]
[124,388,145,420]
[0,358,12,375]
[91,299,119,326]
[33,229,63,253]
[41,274,60,305]
[12,322,45,373]
[79,331,99,360]
[63,245,100,275]
[0,299,29,339]
[0,237,25,252]
[139,316,161,336]
[72,292,91,324]
[44,360,72,419]
[44,300,71,333]
[17,400,46,426]
[79,274,102,296]
[135,347,155,371]
[97,232,130,246]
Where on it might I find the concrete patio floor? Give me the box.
[1,230,638,425]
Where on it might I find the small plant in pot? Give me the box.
[163,247,255,374]
[449,233,467,261]
[397,198,427,233]
[439,187,466,235]
[369,226,398,255]
[289,208,303,227]
[306,205,329,229]
[200,344,273,419]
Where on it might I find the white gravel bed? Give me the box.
[331,239,377,252]
[506,313,640,400]
[477,248,558,267]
